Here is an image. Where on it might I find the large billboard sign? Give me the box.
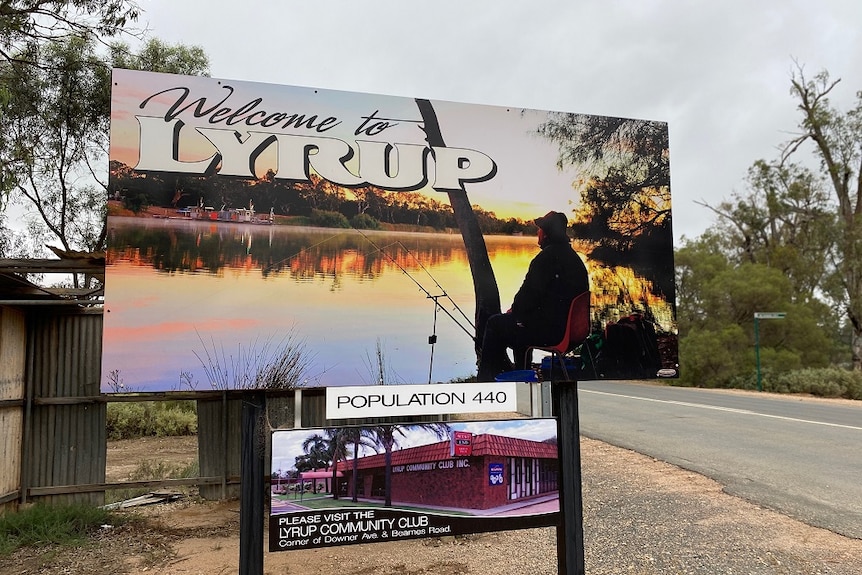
[269,418,559,551]
[103,69,678,392]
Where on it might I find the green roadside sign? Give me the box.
[754,312,786,319]
[754,312,787,391]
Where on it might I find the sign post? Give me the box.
[753,312,786,392]
[240,392,266,575]
[552,378,586,575]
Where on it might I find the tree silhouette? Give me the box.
[539,113,674,297]
[416,99,502,360]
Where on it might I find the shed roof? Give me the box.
[0,252,105,307]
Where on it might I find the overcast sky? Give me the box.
[131,0,862,243]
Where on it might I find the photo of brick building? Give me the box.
[333,433,559,512]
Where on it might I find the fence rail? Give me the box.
[1,302,469,510]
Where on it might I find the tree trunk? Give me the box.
[415,99,502,358]
[351,440,360,503]
[384,445,392,507]
[331,464,339,500]
[789,69,862,370]
[851,327,862,371]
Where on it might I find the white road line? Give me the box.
[580,389,862,431]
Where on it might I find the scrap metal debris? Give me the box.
[102,490,184,510]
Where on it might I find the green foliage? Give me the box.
[676,237,837,388]
[1,35,111,254]
[0,503,118,556]
[310,209,350,228]
[764,368,862,399]
[349,212,381,230]
[0,0,138,83]
[106,401,197,440]
[1,29,208,257]
[698,160,837,300]
[122,192,150,215]
[109,38,210,76]
[678,64,862,376]
[784,66,862,370]
[679,324,749,387]
[128,459,200,482]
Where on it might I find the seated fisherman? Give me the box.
[477,211,589,382]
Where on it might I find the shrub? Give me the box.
[309,209,350,228]
[122,192,150,214]
[106,401,197,440]
[129,459,200,481]
[0,503,118,555]
[678,324,749,387]
[767,368,862,399]
[350,213,381,230]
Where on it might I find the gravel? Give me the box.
[2,436,860,574]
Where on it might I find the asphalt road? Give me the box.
[575,380,862,539]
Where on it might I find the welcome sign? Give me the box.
[103,69,678,392]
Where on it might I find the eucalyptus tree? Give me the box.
[695,160,837,302]
[1,35,110,254]
[675,237,835,387]
[1,0,140,202]
[780,65,862,370]
[0,35,208,264]
[0,0,139,68]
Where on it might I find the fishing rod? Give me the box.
[353,229,476,343]
[356,228,484,384]
[396,240,475,331]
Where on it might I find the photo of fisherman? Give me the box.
[477,211,589,381]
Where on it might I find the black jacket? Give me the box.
[510,239,589,341]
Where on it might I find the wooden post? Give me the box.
[553,379,586,575]
[239,392,265,575]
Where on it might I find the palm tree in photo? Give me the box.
[368,422,451,507]
[343,427,378,502]
[300,428,349,498]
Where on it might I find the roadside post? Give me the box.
[753,312,786,392]
[240,392,266,575]
[552,378,586,575]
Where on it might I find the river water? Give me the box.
[102,217,674,391]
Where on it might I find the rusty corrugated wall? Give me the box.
[23,309,106,505]
[0,306,26,511]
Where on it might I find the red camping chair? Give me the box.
[526,291,591,381]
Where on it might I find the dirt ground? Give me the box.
[3,430,862,574]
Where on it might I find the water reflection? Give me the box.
[103,217,677,391]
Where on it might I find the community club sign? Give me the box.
[270,417,560,552]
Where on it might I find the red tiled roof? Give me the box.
[473,434,558,459]
[335,433,557,471]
